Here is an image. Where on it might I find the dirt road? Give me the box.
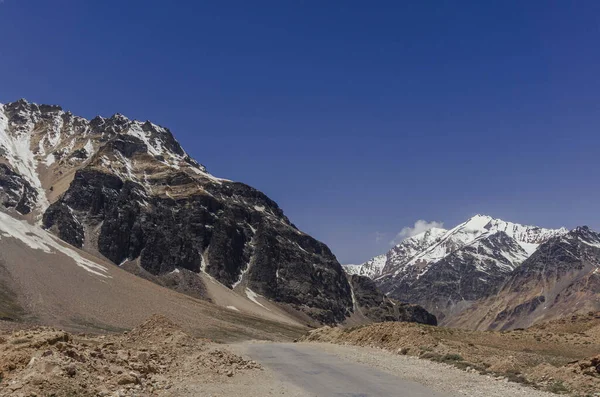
[242,342,449,397]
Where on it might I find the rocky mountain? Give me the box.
[0,99,358,323]
[347,215,568,322]
[347,274,437,325]
[0,98,435,327]
[447,226,600,330]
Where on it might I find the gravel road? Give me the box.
[238,342,557,397]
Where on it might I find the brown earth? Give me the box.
[0,315,265,397]
[301,311,600,396]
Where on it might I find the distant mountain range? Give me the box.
[345,215,600,328]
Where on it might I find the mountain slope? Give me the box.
[346,274,437,325]
[378,231,531,320]
[0,211,305,340]
[447,227,600,330]
[349,215,567,321]
[343,227,447,278]
[0,99,356,324]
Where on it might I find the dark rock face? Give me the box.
[0,164,38,215]
[42,204,84,247]
[45,168,352,323]
[349,275,437,325]
[104,135,148,158]
[378,232,526,320]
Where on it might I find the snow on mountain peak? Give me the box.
[343,254,386,278]
[0,99,230,218]
[348,215,568,280]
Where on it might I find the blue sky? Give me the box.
[1,1,599,264]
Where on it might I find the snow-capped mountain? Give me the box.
[349,215,567,281]
[348,214,568,321]
[343,254,387,278]
[0,99,220,221]
[343,227,447,278]
[393,215,567,276]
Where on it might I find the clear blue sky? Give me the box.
[1,1,599,264]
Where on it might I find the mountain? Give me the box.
[447,227,600,330]
[343,227,447,278]
[343,255,387,278]
[0,99,356,323]
[0,98,434,327]
[346,274,437,325]
[348,215,568,321]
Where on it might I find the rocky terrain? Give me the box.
[347,274,437,325]
[0,99,432,326]
[302,311,600,396]
[448,226,600,330]
[346,215,573,324]
[0,315,266,397]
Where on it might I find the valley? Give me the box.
[0,98,599,396]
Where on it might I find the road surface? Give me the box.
[243,343,451,397]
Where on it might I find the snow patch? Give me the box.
[0,212,111,278]
[245,288,271,311]
[44,153,56,166]
[582,240,600,249]
[83,139,94,156]
[226,306,240,312]
[517,241,539,256]
[0,105,49,214]
[127,122,164,156]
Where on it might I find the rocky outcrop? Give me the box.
[0,315,263,397]
[0,164,38,215]
[490,296,545,329]
[348,275,437,325]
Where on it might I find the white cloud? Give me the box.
[390,220,444,246]
[375,231,386,243]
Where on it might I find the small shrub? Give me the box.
[504,371,531,386]
[547,381,569,394]
[420,352,441,360]
[442,353,463,362]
